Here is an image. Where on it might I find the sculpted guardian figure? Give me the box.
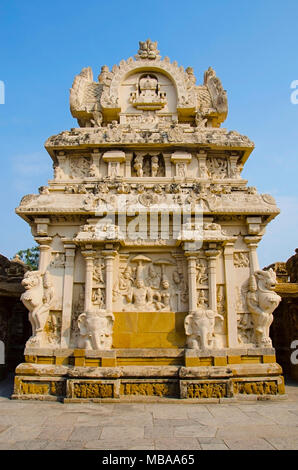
[21,270,54,346]
[246,269,281,347]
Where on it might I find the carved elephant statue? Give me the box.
[77,310,114,350]
[184,308,224,350]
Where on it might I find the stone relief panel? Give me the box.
[113,251,188,312]
[45,311,62,346]
[234,251,250,268]
[206,157,228,179]
[92,255,106,309]
[69,156,91,179]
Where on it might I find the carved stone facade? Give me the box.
[13,40,285,400]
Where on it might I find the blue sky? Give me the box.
[0,0,297,267]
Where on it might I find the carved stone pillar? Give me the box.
[223,239,238,347]
[171,151,192,179]
[102,250,116,312]
[102,150,126,178]
[185,252,198,312]
[205,248,220,311]
[244,236,261,274]
[35,237,52,273]
[82,249,96,312]
[125,152,133,177]
[229,152,240,179]
[91,149,101,177]
[196,150,208,178]
[61,243,76,347]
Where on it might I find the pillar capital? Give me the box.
[244,236,262,247]
[205,249,220,258]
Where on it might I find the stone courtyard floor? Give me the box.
[0,374,297,451]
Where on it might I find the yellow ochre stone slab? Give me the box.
[113,312,187,348]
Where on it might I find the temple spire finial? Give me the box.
[136,39,160,60]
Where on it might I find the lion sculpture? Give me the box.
[21,270,54,346]
[246,268,281,347]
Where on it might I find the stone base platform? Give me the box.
[12,347,286,402]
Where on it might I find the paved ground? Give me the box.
[0,374,297,450]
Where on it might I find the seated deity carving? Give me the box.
[129,74,167,110]
[124,279,154,311]
[21,270,54,347]
[246,268,281,347]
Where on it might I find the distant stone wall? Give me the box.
[266,251,298,380]
[0,254,31,377]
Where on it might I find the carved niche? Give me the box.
[131,153,165,177]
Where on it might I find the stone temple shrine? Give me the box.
[13,40,285,401]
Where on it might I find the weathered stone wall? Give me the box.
[0,254,31,377]
[267,253,298,381]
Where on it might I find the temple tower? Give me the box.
[13,40,284,401]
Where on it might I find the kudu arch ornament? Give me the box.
[13,40,284,401]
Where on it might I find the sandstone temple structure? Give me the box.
[13,40,285,401]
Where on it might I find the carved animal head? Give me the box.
[253,268,277,292]
[21,270,42,290]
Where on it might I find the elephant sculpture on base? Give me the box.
[184,307,224,350]
[77,310,115,350]
[246,268,281,347]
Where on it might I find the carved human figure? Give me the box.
[246,269,281,347]
[146,264,161,289]
[177,163,186,178]
[93,260,105,284]
[118,266,134,305]
[126,279,153,310]
[92,287,105,308]
[89,163,98,177]
[153,279,171,310]
[133,155,143,177]
[110,162,119,178]
[53,164,66,180]
[21,270,54,345]
[184,295,223,349]
[151,156,159,177]
[196,261,208,285]
[77,310,114,349]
